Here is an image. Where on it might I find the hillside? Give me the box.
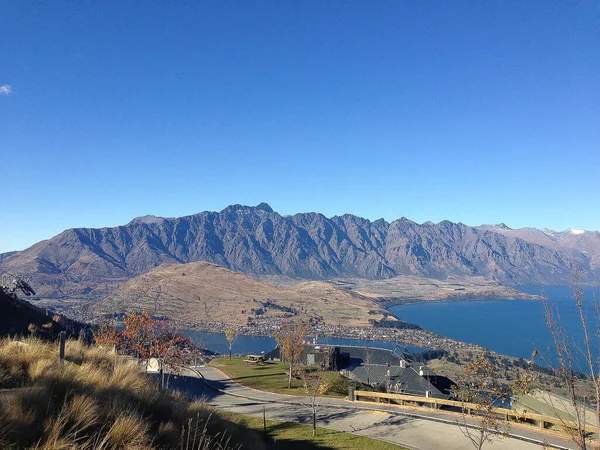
[0,290,85,338]
[1,203,597,303]
[0,338,267,450]
[0,290,52,336]
[87,261,392,327]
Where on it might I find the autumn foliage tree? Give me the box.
[274,318,310,389]
[150,318,190,389]
[121,311,154,368]
[92,318,120,350]
[118,311,190,389]
[225,326,238,358]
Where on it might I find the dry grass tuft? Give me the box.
[105,412,150,449]
[0,337,265,450]
[28,357,56,382]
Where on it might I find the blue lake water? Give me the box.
[389,286,599,367]
[183,330,427,357]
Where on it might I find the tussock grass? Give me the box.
[0,337,266,450]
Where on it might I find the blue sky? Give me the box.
[0,1,598,253]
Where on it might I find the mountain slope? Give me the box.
[1,203,596,300]
[87,261,391,327]
[478,225,600,271]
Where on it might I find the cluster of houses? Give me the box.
[264,344,454,399]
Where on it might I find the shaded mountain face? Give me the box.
[1,203,596,300]
[0,290,85,338]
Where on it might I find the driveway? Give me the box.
[164,366,576,450]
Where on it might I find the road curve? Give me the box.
[164,366,576,450]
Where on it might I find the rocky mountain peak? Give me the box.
[220,202,275,215]
[1,203,598,301]
[255,202,274,213]
[128,214,165,226]
[490,223,511,230]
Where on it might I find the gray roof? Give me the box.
[347,364,446,398]
[265,344,406,367]
[337,346,404,366]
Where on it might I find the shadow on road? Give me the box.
[158,373,383,450]
[153,373,221,401]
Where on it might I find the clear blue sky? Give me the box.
[1,1,598,253]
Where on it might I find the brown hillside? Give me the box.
[90,262,389,327]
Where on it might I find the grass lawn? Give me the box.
[209,356,352,397]
[209,358,404,448]
[223,413,406,450]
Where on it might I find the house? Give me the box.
[264,343,454,398]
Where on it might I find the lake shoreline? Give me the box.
[387,286,596,366]
[381,293,543,308]
[378,284,544,308]
[187,320,485,353]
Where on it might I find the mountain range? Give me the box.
[1,203,598,301]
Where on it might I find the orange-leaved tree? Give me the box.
[121,311,154,370]
[120,311,190,387]
[92,318,120,350]
[149,318,190,389]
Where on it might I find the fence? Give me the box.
[352,390,598,435]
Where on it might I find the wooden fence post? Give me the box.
[59,331,66,365]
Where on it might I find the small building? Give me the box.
[264,343,454,398]
[343,364,448,398]
[264,345,339,370]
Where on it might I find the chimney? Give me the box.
[399,359,406,369]
[419,366,424,377]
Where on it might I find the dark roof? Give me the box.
[348,364,446,398]
[337,346,403,366]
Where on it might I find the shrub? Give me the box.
[317,372,350,396]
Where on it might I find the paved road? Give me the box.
[165,366,577,450]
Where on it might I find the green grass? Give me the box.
[223,414,406,450]
[208,358,405,449]
[209,357,352,397]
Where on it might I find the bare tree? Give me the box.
[455,353,512,450]
[274,318,310,389]
[301,367,323,437]
[540,277,599,450]
[363,341,374,385]
[224,326,238,358]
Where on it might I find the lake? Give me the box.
[183,330,428,356]
[389,286,599,368]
